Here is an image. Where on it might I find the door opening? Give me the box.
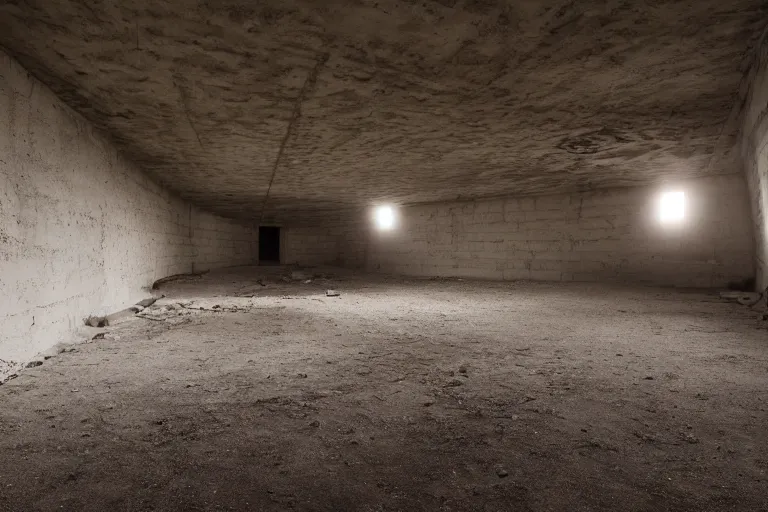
[259,226,280,264]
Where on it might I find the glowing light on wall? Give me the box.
[658,191,685,223]
[374,205,396,230]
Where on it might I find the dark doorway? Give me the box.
[258,226,280,264]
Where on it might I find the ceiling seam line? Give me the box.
[258,52,329,225]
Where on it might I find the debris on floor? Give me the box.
[84,315,109,328]
[326,289,341,297]
[720,290,762,305]
[0,359,22,384]
[136,297,161,308]
[2,267,768,510]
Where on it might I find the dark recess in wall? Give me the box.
[259,226,280,263]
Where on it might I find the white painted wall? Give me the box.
[0,51,257,362]
[366,175,754,288]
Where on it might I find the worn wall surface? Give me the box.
[0,51,257,363]
[741,34,768,290]
[282,217,366,268]
[366,175,753,288]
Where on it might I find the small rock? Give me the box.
[444,379,463,387]
[326,290,340,297]
[458,365,468,374]
[212,305,221,309]
[85,316,108,328]
[643,376,655,380]
[496,468,509,478]
[302,279,312,284]
[297,373,308,379]
[682,433,700,444]
[25,361,43,368]
[309,420,320,427]
[92,332,106,340]
[136,297,159,308]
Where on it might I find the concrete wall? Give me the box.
[0,50,257,363]
[366,175,753,288]
[741,33,768,290]
[282,216,366,268]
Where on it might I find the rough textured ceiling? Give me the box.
[1,1,766,222]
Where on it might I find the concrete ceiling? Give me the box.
[1,1,766,222]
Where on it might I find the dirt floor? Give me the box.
[1,266,767,511]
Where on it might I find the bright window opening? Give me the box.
[659,191,685,223]
[374,205,396,230]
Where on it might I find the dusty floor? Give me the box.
[1,267,767,511]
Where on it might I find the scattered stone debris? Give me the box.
[326,290,341,297]
[85,315,109,328]
[25,360,43,368]
[496,468,509,478]
[92,332,107,340]
[0,359,22,384]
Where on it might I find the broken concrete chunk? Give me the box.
[136,297,160,308]
[25,360,43,368]
[326,290,340,297]
[85,316,109,328]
